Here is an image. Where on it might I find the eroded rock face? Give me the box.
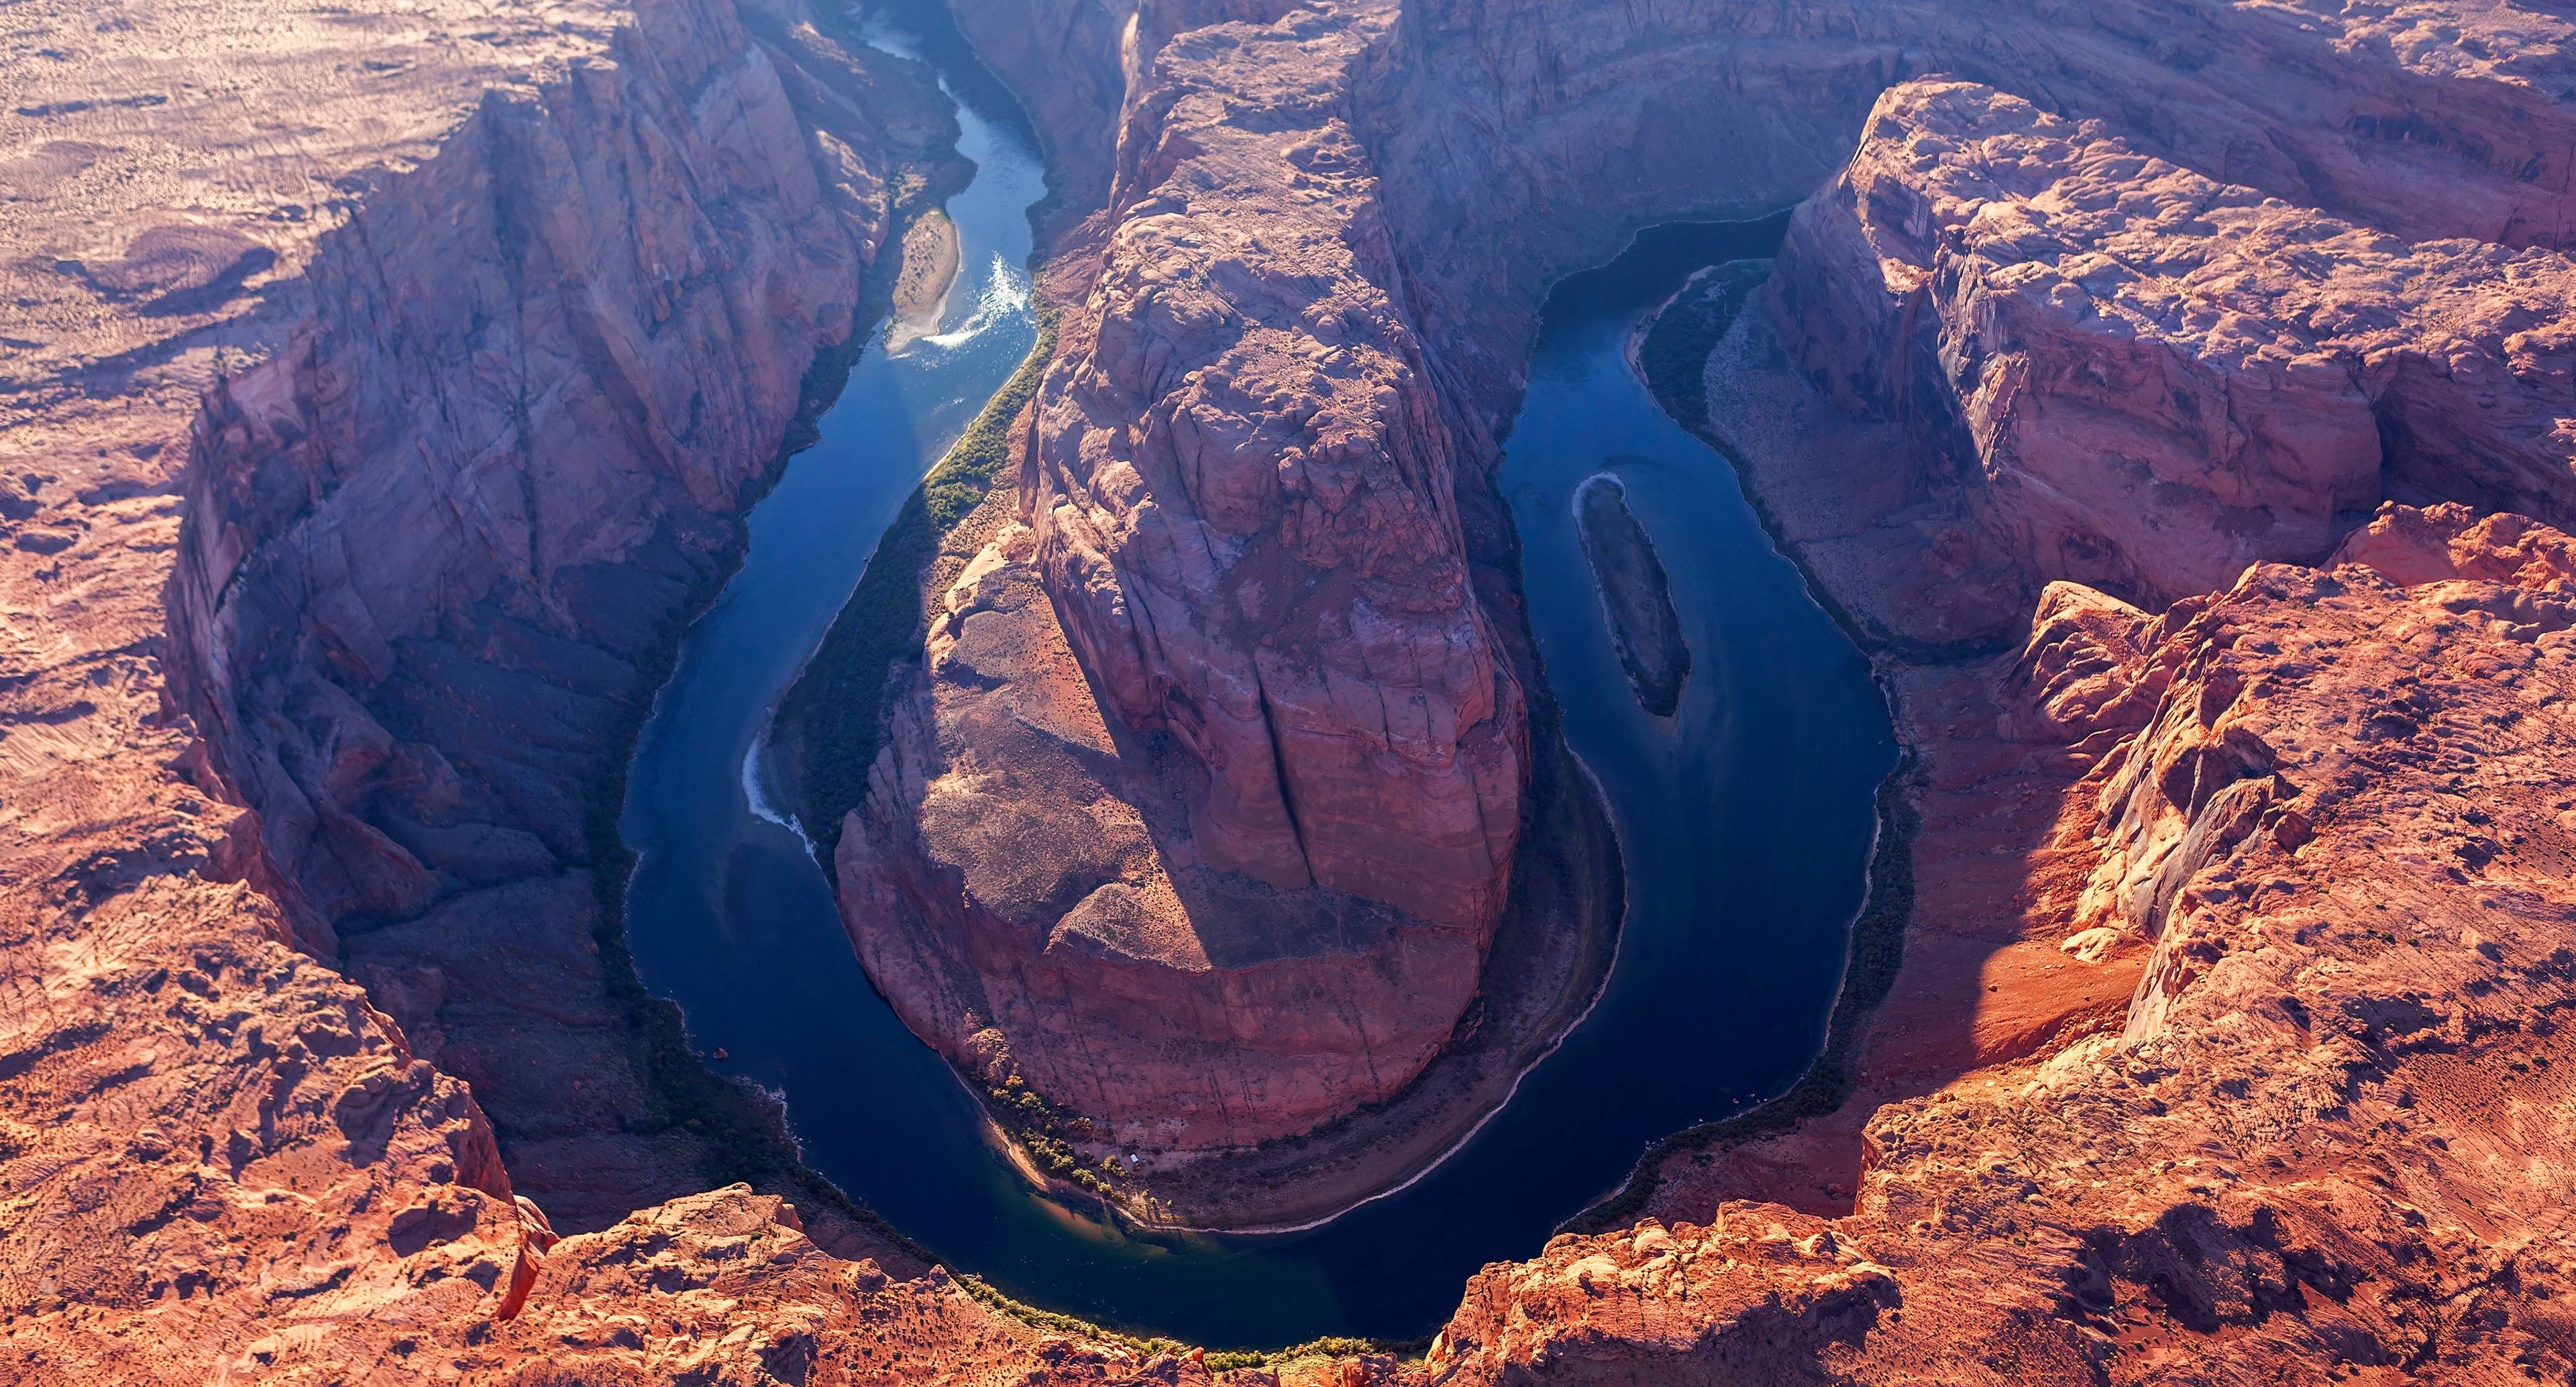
[842,523,1491,1148]
[839,0,1528,1150]
[1438,506,2576,1382]
[1771,77,2576,608]
[152,0,953,1227]
[1031,2,1523,928]
[15,0,2576,1381]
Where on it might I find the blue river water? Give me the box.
[618,30,1895,1349]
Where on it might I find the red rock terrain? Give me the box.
[7,0,2576,1384]
[837,0,1536,1156]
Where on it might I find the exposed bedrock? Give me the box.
[839,0,1535,1152]
[1771,77,2576,613]
[1360,0,2576,441]
[841,524,1497,1150]
[159,0,951,1226]
[1435,503,2576,1383]
[15,0,2576,1378]
[851,0,2576,1162]
[1033,1,1524,930]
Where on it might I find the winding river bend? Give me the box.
[619,34,1894,1349]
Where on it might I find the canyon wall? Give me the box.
[1770,77,2576,612]
[153,0,959,1229]
[1430,501,2576,1384]
[1360,0,2576,449]
[1533,50,2576,1381]
[836,0,1536,1153]
[11,0,2576,1380]
[0,7,998,1376]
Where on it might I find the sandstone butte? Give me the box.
[3,0,2576,1382]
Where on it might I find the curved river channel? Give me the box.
[620,33,1896,1349]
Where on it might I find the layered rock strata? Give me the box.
[1572,475,1690,718]
[1772,78,2576,612]
[1434,503,2576,1383]
[152,0,959,1229]
[1544,61,2576,1382]
[838,0,1532,1152]
[11,0,2576,1382]
[0,0,988,1371]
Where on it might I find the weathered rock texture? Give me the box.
[0,0,1029,1374]
[1435,504,2576,1383]
[838,0,1532,1151]
[843,518,1503,1150]
[1772,77,2576,612]
[1581,48,2576,1382]
[151,0,959,1230]
[13,0,2576,1381]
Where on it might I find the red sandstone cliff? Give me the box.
[836,0,1533,1154]
[11,0,2576,1382]
[1430,501,2576,1384]
[1771,78,2576,610]
[1554,60,2576,1382]
[152,0,963,1231]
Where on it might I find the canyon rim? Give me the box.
[5,1,2576,1384]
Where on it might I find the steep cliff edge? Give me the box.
[1770,77,2576,613]
[1548,64,2576,1382]
[1434,503,2576,1383]
[154,0,968,1233]
[0,0,1002,1376]
[834,0,1552,1168]
[13,0,2576,1381]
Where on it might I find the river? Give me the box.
[617,28,1894,1349]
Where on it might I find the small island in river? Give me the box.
[885,206,961,349]
[1574,471,1693,717]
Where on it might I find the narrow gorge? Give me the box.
[6,0,2576,1383]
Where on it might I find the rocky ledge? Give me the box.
[1563,69,2576,1382]
[11,0,2576,1382]
[833,0,1545,1162]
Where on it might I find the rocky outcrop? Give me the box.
[149,0,960,1227]
[1438,505,2576,1383]
[0,1,977,1373]
[14,0,2576,1382]
[1772,78,2576,610]
[1587,34,2576,1380]
[842,522,1493,1150]
[1030,1,1523,929]
[838,0,1532,1154]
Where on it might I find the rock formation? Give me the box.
[1573,475,1690,718]
[1583,58,2576,1382]
[835,0,1534,1153]
[1770,77,2576,610]
[152,0,967,1229]
[9,0,2576,1381]
[1434,502,2576,1383]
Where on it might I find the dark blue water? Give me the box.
[618,40,1894,1345]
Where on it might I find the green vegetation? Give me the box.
[975,1034,1148,1209]
[572,328,930,1259]
[777,312,1057,856]
[563,170,979,1264]
[1565,266,1970,1235]
[1635,258,1770,431]
[955,1274,1419,1368]
[1567,769,1919,1235]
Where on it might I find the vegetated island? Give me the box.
[1574,471,1691,718]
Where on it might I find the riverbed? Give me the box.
[616,24,1892,1346]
